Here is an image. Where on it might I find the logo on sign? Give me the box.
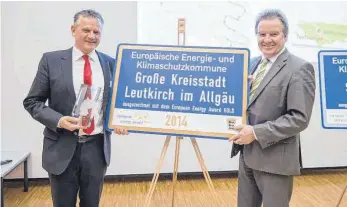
[227,118,237,130]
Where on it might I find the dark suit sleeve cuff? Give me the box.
[46,112,64,133]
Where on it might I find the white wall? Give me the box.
[0,2,2,157]
[1,1,239,179]
[1,1,138,178]
[1,1,346,179]
[137,1,347,169]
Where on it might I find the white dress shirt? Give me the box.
[72,46,104,136]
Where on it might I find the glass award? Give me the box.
[72,84,102,127]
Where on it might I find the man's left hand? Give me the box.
[228,125,255,145]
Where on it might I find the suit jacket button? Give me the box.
[74,132,78,136]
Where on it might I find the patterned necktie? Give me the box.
[82,55,95,134]
[249,58,269,100]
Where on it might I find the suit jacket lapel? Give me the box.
[247,49,289,108]
[96,51,111,113]
[61,48,76,104]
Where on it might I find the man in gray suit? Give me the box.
[23,9,127,207]
[229,9,316,207]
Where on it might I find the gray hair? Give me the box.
[255,9,288,37]
[74,9,104,25]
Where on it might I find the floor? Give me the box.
[2,169,347,206]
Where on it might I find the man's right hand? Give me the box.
[57,116,86,131]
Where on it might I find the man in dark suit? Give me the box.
[229,9,316,207]
[23,9,127,207]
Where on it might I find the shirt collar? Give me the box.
[72,46,98,62]
[261,47,286,64]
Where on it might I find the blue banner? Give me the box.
[107,44,250,139]
[318,50,347,129]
